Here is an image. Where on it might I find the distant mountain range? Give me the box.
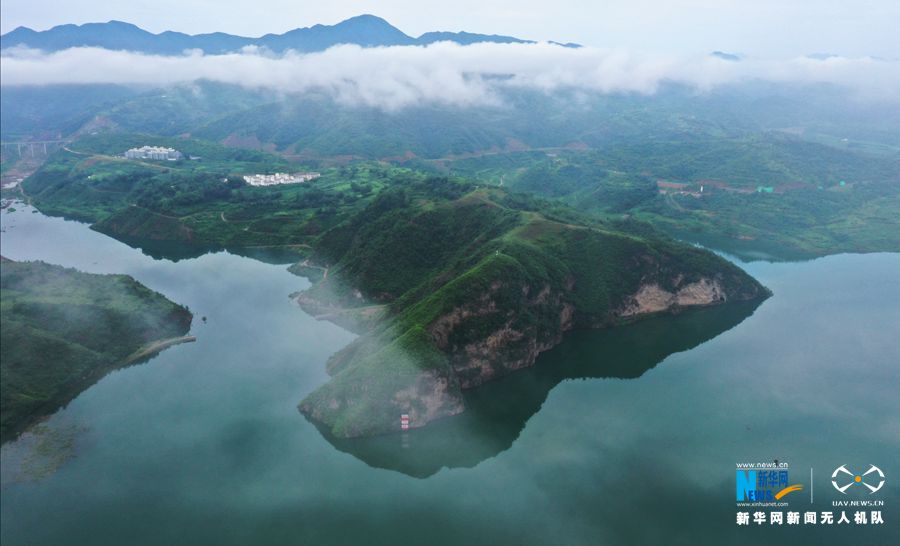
[710,51,741,61]
[0,14,579,54]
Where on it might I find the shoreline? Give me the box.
[124,335,197,364]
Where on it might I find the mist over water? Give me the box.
[1,204,898,544]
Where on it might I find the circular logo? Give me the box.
[831,464,885,494]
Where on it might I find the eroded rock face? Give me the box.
[392,371,465,429]
[298,363,465,437]
[676,278,726,306]
[618,278,726,317]
[429,291,498,350]
[432,277,730,395]
[431,281,577,389]
[453,324,546,388]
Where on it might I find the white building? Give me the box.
[242,172,321,186]
[125,146,183,161]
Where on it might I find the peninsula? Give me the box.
[18,137,771,438]
[0,258,193,442]
[291,182,769,437]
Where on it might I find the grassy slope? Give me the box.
[635,188,900,259]
[441,136,900,259]
[0,259,192,442]
[23,136,411,252]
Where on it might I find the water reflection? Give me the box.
[314,300,763,478]
[104,234,304,265]
[4,203,898,545]
[17,206,302,265]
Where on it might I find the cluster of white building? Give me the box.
[124,146,183,161]
[242,172,321,186]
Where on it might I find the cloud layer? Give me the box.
[2,42,898,109]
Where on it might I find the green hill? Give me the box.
[20,147,767,437]
[439,138,900,259]
[294,185,769,437]
[0,258,192,442]
[12,80,896,260]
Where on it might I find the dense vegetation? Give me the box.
[0,258,192,442]
[26,128,898,262]
[12,82,897,435]
[295,182,768,437]
[434,137,900,259]
[7,80,899,158]
[0,84,142,141]
[23,134,407,252]
[20,143,768,436]
[9,79,898,258]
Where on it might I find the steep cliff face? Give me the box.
[391,371,466,426]
[430,281,575,388]
[296,188,770,438]
[424,273,754,393]
[300,363,466,438]
[618,278,726,317]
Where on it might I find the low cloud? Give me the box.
[2,42,898,109]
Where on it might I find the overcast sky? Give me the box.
[2,0,898,58]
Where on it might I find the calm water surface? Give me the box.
[1,204,897,545]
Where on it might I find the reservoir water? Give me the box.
[1,204,897,545]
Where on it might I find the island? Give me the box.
[0,258,193,442]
